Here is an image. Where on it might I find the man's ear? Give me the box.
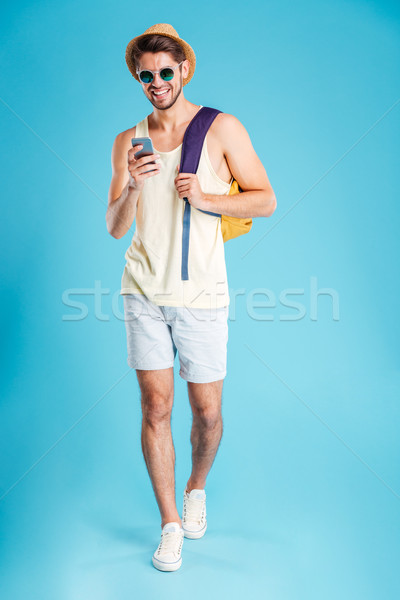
[183,59,190,78]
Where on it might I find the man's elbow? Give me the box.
[262,190,277,217]
[109,228,124,240]
[108,225,126,240]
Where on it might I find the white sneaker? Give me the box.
[182,488,207,539]
[152,522,184,572]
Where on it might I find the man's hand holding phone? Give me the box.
[127,137,161,191]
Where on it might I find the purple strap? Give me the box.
[179,107,222,280]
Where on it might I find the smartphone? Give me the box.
[131,136,158,174]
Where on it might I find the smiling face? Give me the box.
[137,52,189,111]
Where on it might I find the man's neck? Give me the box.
[148,98,200,133]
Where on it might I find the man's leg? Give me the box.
[136,367,182,529]
[185,379,224,493]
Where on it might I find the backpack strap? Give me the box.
[180,106,222,280]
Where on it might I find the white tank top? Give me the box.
[120,106,233,309]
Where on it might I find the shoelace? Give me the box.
[183,495,206,524]
[157,531,183,556]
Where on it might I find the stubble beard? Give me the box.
[147,74,183,111]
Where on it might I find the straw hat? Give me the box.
[125,23,196,86]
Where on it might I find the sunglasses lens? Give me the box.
[139,70,153,83]
[160,68,174,81]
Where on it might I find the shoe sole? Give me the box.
[182,522,207,539]
[152,555,182,571]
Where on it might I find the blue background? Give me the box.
[1,0,399,597]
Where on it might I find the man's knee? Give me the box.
[188,380,223,427]
[192,405,222,430]
[141,391,174,426]
[136,368,174,425]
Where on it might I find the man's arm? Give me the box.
[106,131,141,239]
[204,114,276,218]
[175,114,276,217]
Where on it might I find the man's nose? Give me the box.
[152,72,166,86]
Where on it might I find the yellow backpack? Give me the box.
[221,178,253,242]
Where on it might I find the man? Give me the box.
[106,23,276,572]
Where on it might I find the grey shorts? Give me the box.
[123,293,229,383]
